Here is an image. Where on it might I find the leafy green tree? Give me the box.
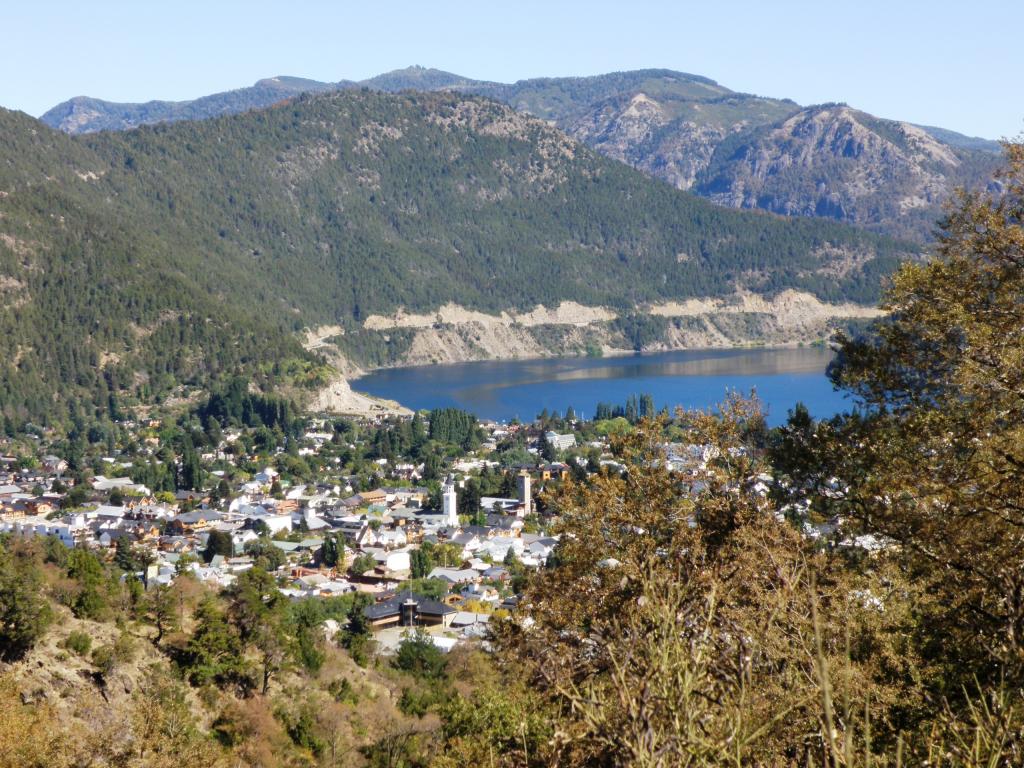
[457,478,481,518]
[639,393,655,419]
[349,553,376,576]
[540,438,558,463]
[422,452,441,482]
[226,568,290,694]
[144,584,177,644]
[489,409,922,765]
[175,552,198,576]
[410,547,433,579]
[393,629,447,680]
[114,536,140,572]
[179,437,203,491]
[202,529,234,562]
[65,484,88,508]
[338,593,374,667]
[244,538,286,571]
[319,533,343,568]
[289,598,326,675]
[801,143,1024,696]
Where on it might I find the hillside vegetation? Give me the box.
[0,90,914,424]
[41,66,1002,239]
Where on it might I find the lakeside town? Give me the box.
[0,388,678,656]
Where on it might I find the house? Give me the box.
[375,528,408,549]
[42,455,68,475]
[174,489,211,506]
[482,565,511,581]
[98,529,138,549]
[526,536,559,561]
[448,531,481,555]
[459,582,501,603]
[451,611,491,628]
[427,567,479,585]
[0,515,78,547]
[93,476,149,495]
[168,509,224,533]
[356,489,387,506]
[253,467,279,485]
[363,592,457,630]
[480,497,520,514]
[334,518,378,548]
[362,547,411,574]
[479,536,523,562]
[293,509,331,531]
[544,431,576,451]
[539,463,571,481]
[243,510,292,535]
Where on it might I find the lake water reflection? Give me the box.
[355,347,852,426]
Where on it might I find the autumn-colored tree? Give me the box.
[0,679,73,768]
[483,404,919,767]
[801,142,1024,694]
[126,669,228,767]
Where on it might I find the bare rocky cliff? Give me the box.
[694,105,1001,239]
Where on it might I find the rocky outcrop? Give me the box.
[694,105,1000,239]
[340,292,880,367]
[40,68,1001,240]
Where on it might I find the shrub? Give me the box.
[62,631,92,657]
[327,676,357,704]
[91,645,115,675]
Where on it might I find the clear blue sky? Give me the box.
[3,0,1019,139]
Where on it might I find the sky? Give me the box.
[2,0,1020,139]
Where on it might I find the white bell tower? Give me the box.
[442,475,458,527]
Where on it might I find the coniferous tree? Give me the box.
[0,543,52,661]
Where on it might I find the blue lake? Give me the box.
[354,347,853,426]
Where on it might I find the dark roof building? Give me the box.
[363,591,456,630]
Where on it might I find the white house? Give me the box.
[479,535,523,562]
[375,528,408,549]
[544,431,576,451]
[254,467,279,485]
[0,515,78,547]
[363,547,411,573]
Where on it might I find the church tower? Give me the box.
[516,470,532,516]
[442,475,458,527]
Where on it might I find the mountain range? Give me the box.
[41,66,1004,240]
[1,88,914,423]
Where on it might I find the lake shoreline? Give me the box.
[349,340,829,384]
[350,346,846,426]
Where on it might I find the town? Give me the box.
[0,384,670,656]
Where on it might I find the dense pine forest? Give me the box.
[0,90,915,425]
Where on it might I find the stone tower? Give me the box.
[516,469,532,516]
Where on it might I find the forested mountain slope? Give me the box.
[41,66,1002,239]
[2,90,916,423]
